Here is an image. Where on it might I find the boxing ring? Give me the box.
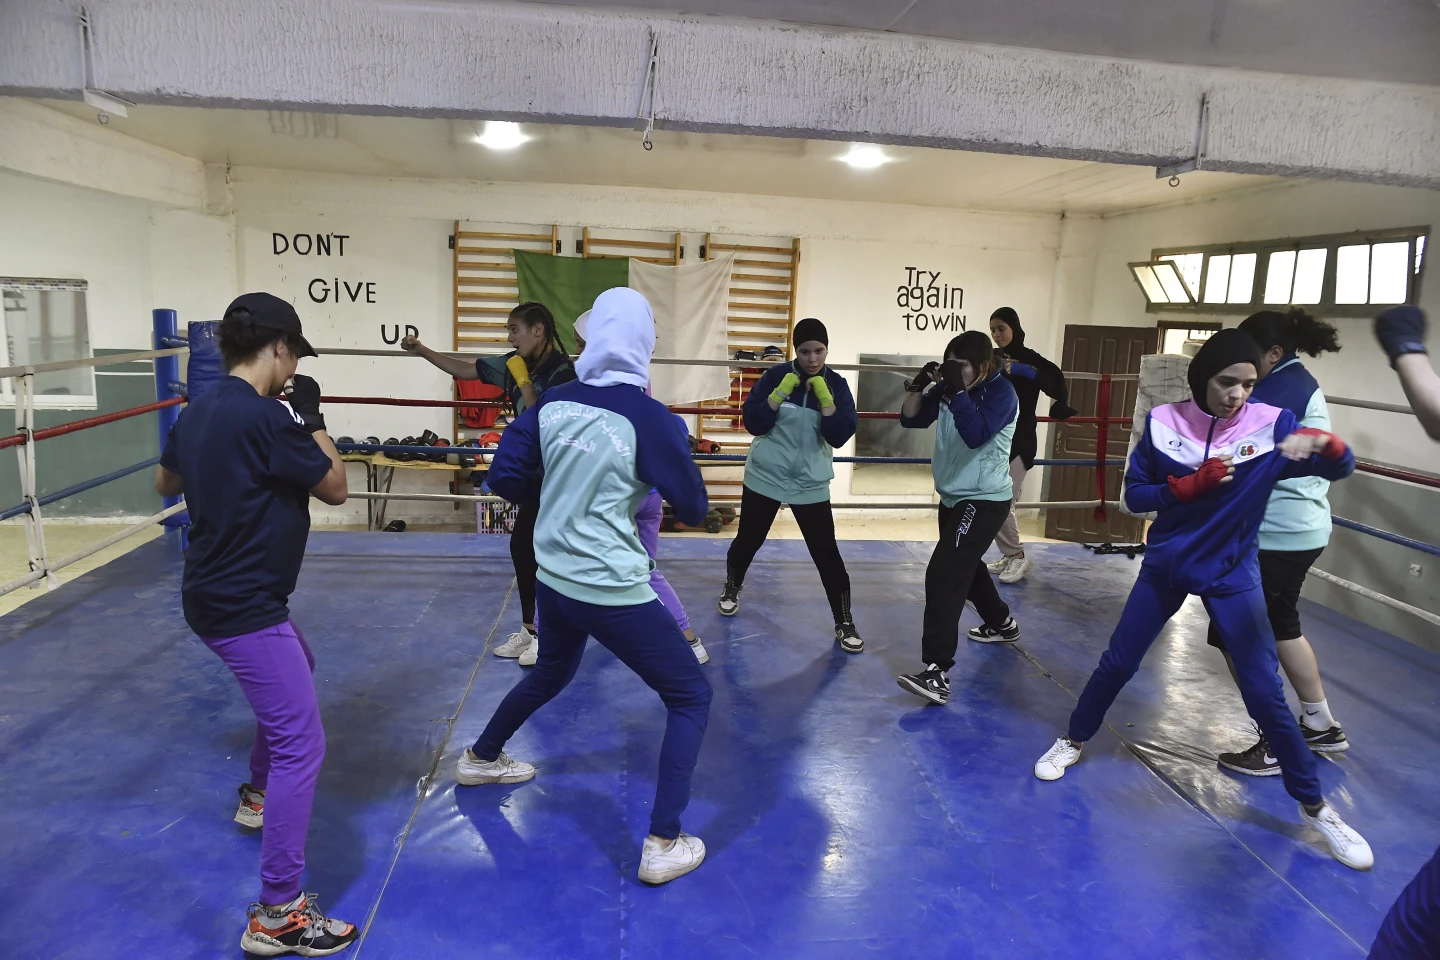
[2,312,1439,958]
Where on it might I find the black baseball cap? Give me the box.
[225,292,317,358]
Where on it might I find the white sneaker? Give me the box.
[1300,803,1373,871]
[999,554,1035,584]
[638,832,706,884]
[494,627,536,658]
[518,633,539,667]
[1035,737,1082,781]
[689,636,709,664]
[456,749,536,786]
[985,557,1007,575]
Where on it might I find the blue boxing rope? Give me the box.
[0,456,161,522]
[1330,515,1440,559]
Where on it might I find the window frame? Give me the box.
[1,277,99,411]
[1143,225,1429,317]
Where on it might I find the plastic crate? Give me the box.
[477,499,519,534]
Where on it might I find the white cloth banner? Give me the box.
[628,254,734,406]
[1119,352,1192,520]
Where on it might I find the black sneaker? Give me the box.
[1301,721,1350,754]
[717,580,740,617]
[968,617,1020,643]
[241,893,358,957]
[1218,734,1281,777]
[897,664,949,704]
[834,622,864,654]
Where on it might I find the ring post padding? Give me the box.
[185,320,223,403]
[152,309,188,538]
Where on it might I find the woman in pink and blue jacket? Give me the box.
[1030,329,1374,872]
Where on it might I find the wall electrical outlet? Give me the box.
[1410,563,1424,578]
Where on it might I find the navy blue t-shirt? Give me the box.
[160,376,333,638]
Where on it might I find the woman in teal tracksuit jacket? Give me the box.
[716,317,863,652]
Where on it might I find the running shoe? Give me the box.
[968,618,1021,643]
[717,581,740,617]
[456,749,536,786]
[1301,721,1350,754]
[1035,737,1082,781]
[834,622,864,654]
[985,557,1007,574]
[689,635,710,664]
[1300,802,1373,871]
[234,783,265,829]
[493,627,536,659]
[1218,734,1281,777]
[240,893,358,957]
[998,555,1035,584]
[518,633,539,667]
[639,833,707,884]
[897,664,949,704]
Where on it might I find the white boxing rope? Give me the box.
[0,503,187,601]
[1323,395,1415,416]
[0,345,188,381]
[1306,567,1440,627]
[45,503,187,575]
[312,347,1141,380]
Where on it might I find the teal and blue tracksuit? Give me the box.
[727,361,859,622]
[740,362,858,505]
[900,370,1018,669]
[473,379,711,838]
[1254,356,1334,553]
[1068,398,1355,806]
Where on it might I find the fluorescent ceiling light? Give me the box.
[837,143,893,170]
[475,121,530,150]
[1128,260,1195,306]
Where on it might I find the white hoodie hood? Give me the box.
[573,287,654,388]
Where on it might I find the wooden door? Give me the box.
[1044,324,1158,543]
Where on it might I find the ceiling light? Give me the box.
[837,143,893,170]
[475,121,530,150]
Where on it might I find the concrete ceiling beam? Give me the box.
[1,0,1435,188]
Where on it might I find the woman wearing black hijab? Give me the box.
[986,308,1075,583]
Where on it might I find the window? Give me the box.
[1129,227,1428,316]
[1,278,97,410]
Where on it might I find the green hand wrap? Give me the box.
[808,375,834,408]
[769,371,802,403]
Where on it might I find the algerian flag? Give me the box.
[513,250,627,354]
[514,250,734,406]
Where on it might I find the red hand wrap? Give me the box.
[1167,457,1230,503]
[1294,427,1349,460]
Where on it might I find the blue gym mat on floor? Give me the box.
[0,533,1433,959]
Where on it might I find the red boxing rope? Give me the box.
[1094,374,1113,522]
[0,396,185,449]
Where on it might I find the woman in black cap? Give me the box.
[1031,329,1372,872]
[716,317,863,652]
[986,307,1075,584]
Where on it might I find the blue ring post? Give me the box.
[153,309,189,549]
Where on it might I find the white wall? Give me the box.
[228,167,1072,519]
[0,171,235,351]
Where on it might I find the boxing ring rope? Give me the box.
[4,328,1435,628]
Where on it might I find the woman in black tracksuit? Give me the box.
[985,307,1075,583]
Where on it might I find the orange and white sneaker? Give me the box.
[235,783,265,829]
[240,893,358,957]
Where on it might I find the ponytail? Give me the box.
[510,301,569,361]
[1239,307,1340,359]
